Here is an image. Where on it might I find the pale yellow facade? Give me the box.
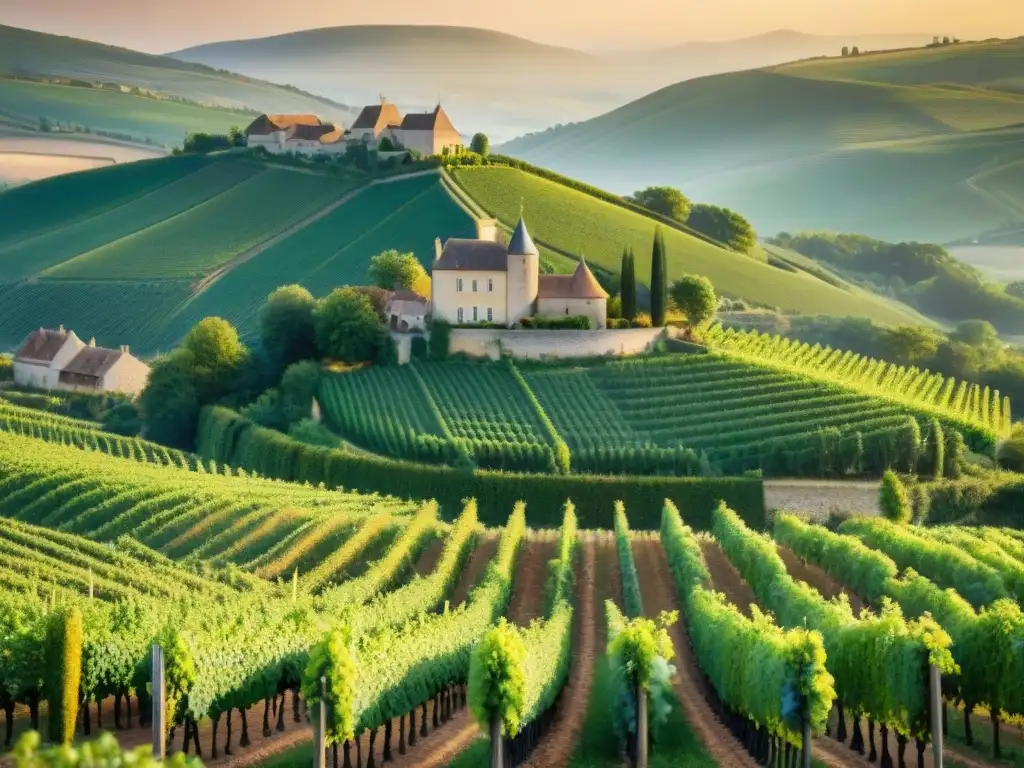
[537,297,608,329]
[431,270,508,325]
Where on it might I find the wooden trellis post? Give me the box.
[313,677,327,768]
[636,682,649,768]
[802,716,812,768]
[930,664,944,768]
[151,644,166,760]
[490,715,504,768]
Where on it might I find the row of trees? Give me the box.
[617,227,718,328]
[629,186,756,254]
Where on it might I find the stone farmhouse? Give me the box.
[431,217,609,329]
[13,327,150,396]
[244,97,462,158]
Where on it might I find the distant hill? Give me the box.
[168,25,932,142]
[500,38,1024,244]
[0,24,357,123]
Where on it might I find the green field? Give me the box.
[451,166,927,324]
[0,76,256,148]
[501,38,1024,243]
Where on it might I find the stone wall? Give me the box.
[447,327,664,361]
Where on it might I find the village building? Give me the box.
[13,327,150,396]
[244,114,347,156]
[431,217,608,329]
[244,98,462,159]
[386,290,429,332]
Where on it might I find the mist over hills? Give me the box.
[168,25,932,141]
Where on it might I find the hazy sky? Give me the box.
[0,0,1019,52]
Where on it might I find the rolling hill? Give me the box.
[500,38,1024,244]
[0,152,928,356]
[168,25,931,142]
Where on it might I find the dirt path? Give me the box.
[413,535,446,577]
[777,544,867,614]
[449,535,498,607]
[507,536,557,627]
[764,480,879,520]
[520,535,598,768]
[699,539,762,619]
[630,536,759,768]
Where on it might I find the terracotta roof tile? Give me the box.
[61,347,123,378]
[245,113,322,136]
[538,260,609,299]
[351,103,404,132]
[15,329,69,362]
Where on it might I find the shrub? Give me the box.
[519,315,592,330]
[45,607,83,745]
[879,470,912,524]
[468,619,526,735]
[410,336,428,359]
[608,318,631,329]
[997,435,1024,472]
[429,321,451,359]
[632,314,653,328]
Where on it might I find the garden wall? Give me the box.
[196,406,767,531]
[447,327,665,361]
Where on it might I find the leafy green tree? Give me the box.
[281,360,323,425]
[620,246,637,320]
[879,470,912,524]
[851,46,860,55]
[650,228,668,326]
[368,250,428,291]
[997,434,1024,472]
[687,203,756,253]
[183,317,249,402]
[842,46,850,56]
[378,136,396,152]
[631,186,691,222]
[470,133,490,156]
[315,287,386,363]
[670,274,718,327]
[227,125,246,147]
[260,284,318,375]
[951,319,1004,367]
[881,325,941,364]
[139,349,201,449]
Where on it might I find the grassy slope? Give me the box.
[0,161,476,353]
[0,77,253,147]
[451,165,925,325]
[0,24,356,120]
[500,39,1024,243]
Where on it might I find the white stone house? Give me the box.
[244,114,347,156]
[386,290,429,332]
[430,217,608,329]
[13,327,150,396]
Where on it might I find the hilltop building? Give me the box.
[431,218,608,329]
[243,98,462,158]
[13,326,150,396]
[244,114,347,155]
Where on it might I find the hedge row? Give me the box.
[196,407,766,530]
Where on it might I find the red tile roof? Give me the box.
[538,260,608,299]
[245,114,322,136]
[351,102,404,133]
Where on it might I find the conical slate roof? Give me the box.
[507,217,538,256]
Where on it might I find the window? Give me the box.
[472,280,478,292]
[473,306,478,322]
[487,308,493,322]
[457,308,464,323]
[488,278,493,292]
[456,278,463,292]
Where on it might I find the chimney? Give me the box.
[434,237,443,261]
[120,345,129,354]
[475,218,499,243]
[58,324,64,333]
[88,337,95,347]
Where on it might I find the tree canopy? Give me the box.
[183,317,249,401]
[139,349,200,450]
[369,250,429,293]
[687,204,756,254]
[620,246,637,321]
[670,274,718,327]
[631,186,691,223]
[951,319,1003,367]
[470,133,490,156]
[260,284,318,375]
[650,228,668,327]
[881,325,942,365]
[315,287,387,363]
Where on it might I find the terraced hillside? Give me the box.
[320,335,1003,478]
[501,38,1024,243]
[0,157,474,353]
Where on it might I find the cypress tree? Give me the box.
[650,227,668,326]
[620,246,637,320]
